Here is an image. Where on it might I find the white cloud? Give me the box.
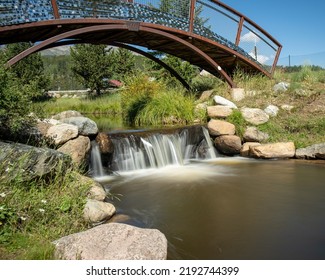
[241,31,260,43]
[249,52,270,64]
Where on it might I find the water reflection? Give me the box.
[100,159,325,260]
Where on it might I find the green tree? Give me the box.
[3,43,50,101]
[71,44,110,95]
[0,56,35,140]
[70,45,135,95]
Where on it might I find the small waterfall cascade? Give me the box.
[109,126,218,172]
[90,141,105,177]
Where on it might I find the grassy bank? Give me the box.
[0,156,91,259]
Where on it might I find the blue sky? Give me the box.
[221,0,325,66]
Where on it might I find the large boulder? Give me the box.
[0,141,71,181]
[214,135,242,155]
[207,105,233,118]
[243,127,269,143]
[295,143,325,159]
[46,123,79,145]
[250,142,296,159]
[62,117,98,136]
[83,199,116,224]
[207,119,236,136]
[241,108,269,125]
[53,223,168,260]
[240,142,261,157]
[58,135,91,166]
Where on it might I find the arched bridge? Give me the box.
[0,0,282,88]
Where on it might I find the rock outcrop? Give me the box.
[295,143,325,159]
[0,141,71,180]
[54,223,168,260]
[249,142,296,159]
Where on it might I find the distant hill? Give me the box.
[40,46,71,56]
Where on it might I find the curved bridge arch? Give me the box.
[0,0,282,88]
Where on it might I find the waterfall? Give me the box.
[109,126,218,172]
[90,141,105,177]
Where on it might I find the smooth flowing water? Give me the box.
[92,127,325,260]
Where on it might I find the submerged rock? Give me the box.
[53,223,168,260]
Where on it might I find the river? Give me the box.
[92,126,325,260]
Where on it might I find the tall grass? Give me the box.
[38,92,122,117]
[121,74,195,126]
[0,153,91,259]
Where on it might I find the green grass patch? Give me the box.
[37,92,122,117]
[0,153,91,259]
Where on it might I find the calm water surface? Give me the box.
[102,158,325,260]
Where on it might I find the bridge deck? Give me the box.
[0,0,282,87]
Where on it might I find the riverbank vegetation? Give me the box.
[0,156,90,259]
[1,43,324,259]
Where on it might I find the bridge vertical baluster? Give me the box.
[235,16,244,46]
[51,0,60,19]
[189,0,196,33]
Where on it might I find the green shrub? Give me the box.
[135,89,195,126]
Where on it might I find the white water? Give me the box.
[110,126,218,172]
[90,141,105,177]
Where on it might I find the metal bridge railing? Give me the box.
[0,0,281,74]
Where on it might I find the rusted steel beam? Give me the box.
[139,26,236,88]
[50,0,60,19]
[189,0,197,33]
[235,16,244,46]
[6,22,236,87]
[272,45,282,74]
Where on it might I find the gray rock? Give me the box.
[264,105,279,117]
[250,142,296,159]
[241,108,269,125]
[207,119,236,136]
[273,82,290,93]
[53,223,168,260]
[243,127,269,143]
[214,135,242,155]
[0,141,71,181]
[213,95,237,109]
[83,199,116,224]
[295,143,325,159]
[46,123,79,145]
[62,117,98,136]
[58,135,91,166]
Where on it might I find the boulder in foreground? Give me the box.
[54,223,168,260]
[250,142,296,159]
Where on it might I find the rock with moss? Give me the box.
[0,141,72,181]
